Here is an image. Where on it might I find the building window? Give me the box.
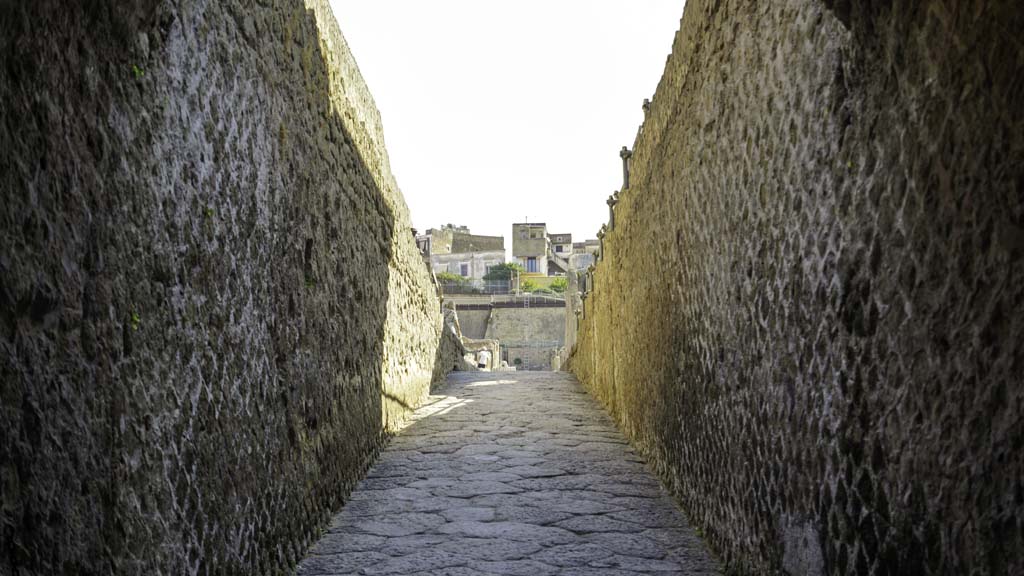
[555,245,563,253]
[460,263,469,277]
[526,257,537,273]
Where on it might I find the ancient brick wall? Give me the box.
[570,1,1023,574]
[455,308,491,340]
[0,1,462,574]
[487,306,566,371]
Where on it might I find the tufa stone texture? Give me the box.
[570,1,1023,575]
[0,1,464,574]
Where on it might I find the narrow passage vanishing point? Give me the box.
[297,372,720,575]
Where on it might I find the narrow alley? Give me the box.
[297,372,720,576]
[2,1,1021,575]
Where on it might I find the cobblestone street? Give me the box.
[297,372,720,575]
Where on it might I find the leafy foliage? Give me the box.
[483,262,525,281]
[436,271,468,284]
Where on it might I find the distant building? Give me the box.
[549,233,573,256]
[569,239,600,271]
[417,224,505,280]
[511,224,599,276]
[512,223,551,275]
[573,239,600,257]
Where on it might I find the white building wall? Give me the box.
[516,256,548,276]
[431,250,505,280]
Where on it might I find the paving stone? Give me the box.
[559,568,641,576]
[608,507,692,529]
[357,476,420,490]
[524,489,626,504]
[336,498,416,518]
[502,465,566,478]
[411,568,492,576]
[296,372,720,574]
[343,512,446,537]
[467,559,561,576]
[497,457,547,467]
[590,554,686,572]
[459,471,524,483]
[408,496,474,513]
[440,507,497,522]
[510,474,616,491]
[554,514,646,534]
[531,543,616,567]
[467,493,540,509]
[306,533,386,555]
[376,534,448,555]
[408,479,522,498]
[296,551,390,575]
[520,492,625,514]
[348,487,432,502]
[584,532,669,560]
[436,538,543,562]
[463,454,502,463]
[494,449,544,458]
[436,521,580,545]
[589,482,664,498]
[362,548,466,575]
[492,506,574,525]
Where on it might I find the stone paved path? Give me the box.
[296,371,721,575]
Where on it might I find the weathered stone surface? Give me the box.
[554,514,645,534]
[569,1,1024,574]
[298,551,393,576]
[466,559,561,576]
[438,507,496,523]
[296,372,720,574]
[436,538,544,562]
[532,543,616,567]
[0,1,464,574]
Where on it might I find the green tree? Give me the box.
[483,262,525,281]
[550,277,568,293]
[520,278,540,292]
[436,271,468,284]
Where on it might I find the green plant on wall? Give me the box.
[520,278,539,292]
[436,271,469,284]
[483,263,524,281]
[550,277,568,293]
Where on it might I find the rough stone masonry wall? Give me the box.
[570,1,1023,575]
[0,1,462,574]
[487,306,565,371]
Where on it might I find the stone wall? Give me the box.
[450,232,504,253]
[570,1,1023,574]
[455,308,492,340]
[0,1,462,574]
[488,305,565,371]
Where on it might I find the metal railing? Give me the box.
[438,278,513,295]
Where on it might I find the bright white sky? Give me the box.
[328,1,686,246]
